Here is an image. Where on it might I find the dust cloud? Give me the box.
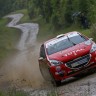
[0,14,47,89]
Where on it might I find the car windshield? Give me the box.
[46,34,87,55]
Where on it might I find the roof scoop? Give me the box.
[56,34,64,38]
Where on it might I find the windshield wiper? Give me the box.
[79,34,86,41]
[67,35,76,45]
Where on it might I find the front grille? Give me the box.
[66,54,90,69]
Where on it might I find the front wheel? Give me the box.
[51,79,61,87]
[39,63,52,81]
[49,71,61,87]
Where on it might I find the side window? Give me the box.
[40,44,46,58]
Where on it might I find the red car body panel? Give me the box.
[39,31,96,82]
[48,42,91,62]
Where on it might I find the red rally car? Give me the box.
[38,31,96,86]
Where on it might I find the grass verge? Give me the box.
[0,89,27,96]
[0,17,21,63]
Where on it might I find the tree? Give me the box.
[42,0,52,22]
[27,0,35,19]
[27,0,96,28]
[64,0,73,26]
[0,0,28,18]
[87,0,96,24]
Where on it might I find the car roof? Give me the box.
[44,31,80,47]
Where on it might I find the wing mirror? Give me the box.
[89,38,93,41]
[39,57,44,61]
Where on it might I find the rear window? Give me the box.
[46,34,87,55]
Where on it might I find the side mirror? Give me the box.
[89,38,93,41]
[39,57,43,61]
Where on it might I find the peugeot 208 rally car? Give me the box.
[39,31,96,86]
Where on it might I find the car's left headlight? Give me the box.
[90,43,96,53]
[49,60,63,66]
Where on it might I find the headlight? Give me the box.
[90,43,96,53]
[49,60,63,66]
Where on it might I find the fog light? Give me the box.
[55,71,65,77]
[58,71,64,77]
[56,66,61,72]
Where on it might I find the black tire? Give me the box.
[49,71,61,87]
[39,63,61,86]
[74,74,82,78]
[39,63,47,80]
[51,79,61,87]
[39,63,52,81]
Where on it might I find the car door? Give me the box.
[39,44,51,81]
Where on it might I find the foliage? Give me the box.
[27,0,96,28]
[0,0,28,18]
[90,24,96,42]
[1,0,96,28]
[64,0,73,26]
[27,0,36,19]
[87,0,96,24]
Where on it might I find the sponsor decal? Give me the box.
[63,49,85,57]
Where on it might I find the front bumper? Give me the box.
[52,62,96,81]
[50,52,96,81]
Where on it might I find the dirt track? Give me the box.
[1,13,96,96]
[0,14,46,89]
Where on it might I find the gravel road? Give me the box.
[0,13,45,89]
[0,13,96,96]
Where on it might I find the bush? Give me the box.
[90,24,96,42]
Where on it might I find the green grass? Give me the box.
[0,16,21,63]
[0,90,27,96]
[47,91,58,96]
[12,9,30,23]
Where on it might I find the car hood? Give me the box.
[48,42,92,63]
